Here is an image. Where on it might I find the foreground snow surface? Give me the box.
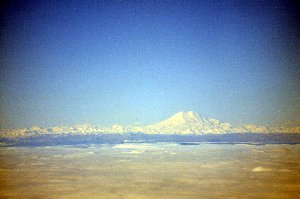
[1,143,299,198]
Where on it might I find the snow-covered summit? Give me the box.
[156,111,202,125]
[143,111,233,134]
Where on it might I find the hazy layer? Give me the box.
[0,143,299,198]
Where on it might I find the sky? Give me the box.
[0,0,299,128]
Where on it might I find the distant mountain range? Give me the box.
[1,111,300,139]
[1,111,300,146]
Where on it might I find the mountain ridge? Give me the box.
[1,111,300,138]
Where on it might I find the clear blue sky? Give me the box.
[0,0,299,128]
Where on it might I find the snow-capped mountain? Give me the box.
[1,111,300,138]
[142,111,233,134]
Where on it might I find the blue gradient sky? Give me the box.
[1,0,299,128]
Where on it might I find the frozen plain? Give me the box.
[0,143,299,198]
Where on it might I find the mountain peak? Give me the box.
[186,111,200,119]
[144,111,233,134]
[177,111,200,118]
[155,111,202,126]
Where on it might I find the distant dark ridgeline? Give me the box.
[1,133,300,147]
